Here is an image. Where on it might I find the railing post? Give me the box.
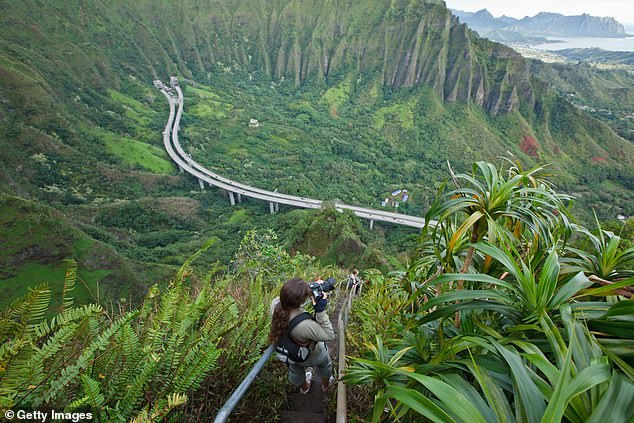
[336,319,347,422]
[336,292,354,423]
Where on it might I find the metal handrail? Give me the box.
[214,288,357,423]
[336,290,356,423]
[213,345,274,423]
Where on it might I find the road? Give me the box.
[159,78,429,229]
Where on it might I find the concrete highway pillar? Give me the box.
[237,193,242,203]
[229,192,236,206]
[269,202,275,214]
[274,202,279,212]
[198,178,205,190]
[370,219,374,230]
[178,165,184,173]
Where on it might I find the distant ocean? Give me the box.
[527,23,634,52]
[530,34,634,52]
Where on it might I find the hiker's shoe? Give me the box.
[300,368,314,394]
[322,375,336,392]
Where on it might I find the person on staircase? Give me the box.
[347,269,362,296]
[269,278,336,394]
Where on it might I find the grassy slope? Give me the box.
[0,194,176,308]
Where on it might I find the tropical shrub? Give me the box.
[346,161,634,422]
[0,257,226,421]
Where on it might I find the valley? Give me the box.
[158,76,428,228]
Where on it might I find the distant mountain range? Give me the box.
[451,9,628,42]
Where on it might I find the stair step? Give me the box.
[280,410,327,423]
[289,392,325,413]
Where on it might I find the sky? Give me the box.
[444,0,634,25]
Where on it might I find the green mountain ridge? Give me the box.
[0,0,632,307]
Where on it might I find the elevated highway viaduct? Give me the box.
[158,78,430,230]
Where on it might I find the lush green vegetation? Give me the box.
[529,59,634,141]
[345,162,634,422]
[0,194,164,310]
[0,231,344,422]
[178,73,633,225]
[1,161,631,421]
[1,0,632,418]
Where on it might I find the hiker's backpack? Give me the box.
[275,312,313,364]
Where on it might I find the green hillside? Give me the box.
[0,0,632,309]
[529,59,634,141]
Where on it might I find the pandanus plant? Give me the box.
[346,241,634,423]
[346,160,633,422]
[421,161,571,326]
[423,161,571,275]
[562,214,634,297]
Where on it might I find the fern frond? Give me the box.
[2,322,82,405]
[0,285,51,343]
[34,304,102,338]
[129,392,187,423]
[62,259,77,312]
[65,395,88,412]
[0,344,37,401]
[0,338,27,367]
[0,291,41,336]
[105,324,142,403]
[147,286,183,351]
[24,285,51,337]
[200,296,238,341]
[115,355,160,420]
[0,343,29,398]
[172,341,220,393]
[80,374,104,411]
[45,311,137,403]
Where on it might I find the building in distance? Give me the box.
[382,189,410,207]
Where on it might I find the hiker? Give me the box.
[347,269,362,296]
[269,278,336,394]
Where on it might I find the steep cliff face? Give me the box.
[0,0,532,115]
[139,0,535,114]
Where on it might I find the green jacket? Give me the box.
[270,297,335,354]
[288,308,335,350]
